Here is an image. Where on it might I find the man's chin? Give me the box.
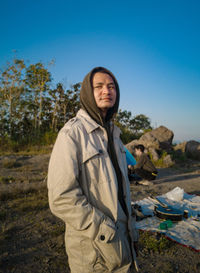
[100,102,114,109]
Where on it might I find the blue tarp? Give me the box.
[124,146,137,165]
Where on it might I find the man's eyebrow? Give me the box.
[94,82,115,86]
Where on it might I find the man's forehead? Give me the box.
[93,72,114,83]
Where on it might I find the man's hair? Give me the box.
[90,67,115,87]
[134,144,145,152]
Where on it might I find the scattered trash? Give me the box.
[165,186,184,201]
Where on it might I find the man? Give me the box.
[128,144,157,186]
[47,67,139,272]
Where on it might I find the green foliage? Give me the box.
[41,130,58,145]
[115,122,136,144]
[129,114,152,135]
[0,58,151,150]
[140,231,173,253]
[115,109,152,144]
[150,150,170,168]
[171,150,188,162]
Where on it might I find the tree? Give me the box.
[48,82,81,132]
[0,59,25,138]
[25,63,51,132]
[129,114,152,136]
[65,83,81,121]
[115,109,132,127]
[0,57,152,149]
[115,110,152,144]
[48,83,65,131]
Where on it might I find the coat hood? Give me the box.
[80,67,120,126]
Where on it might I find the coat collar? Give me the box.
[77,109,121,138]
[77,109,100,134]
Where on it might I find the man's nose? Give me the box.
[102,85,110,94]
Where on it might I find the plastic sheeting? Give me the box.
[132,187,200,251]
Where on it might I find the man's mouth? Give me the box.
[102,97,112,101]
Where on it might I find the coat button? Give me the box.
[100,235,105,241]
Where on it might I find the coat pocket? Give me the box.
[93,227,131,271]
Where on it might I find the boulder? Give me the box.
[173,142,187,153]
[185,140,200,160]
[126,126,174,154]
[163,154,174,167]
[139,126,174,151]
[173,142,187,158]
[148,147,160,161]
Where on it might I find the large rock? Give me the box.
[126,126,174,153]
[139,126,174,151]
[148,147,160,161]
[173,142,187,153]
[173,142,187,159]
[163,154,174,167]
[185,140,200,160]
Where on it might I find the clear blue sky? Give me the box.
[1,0,200,142]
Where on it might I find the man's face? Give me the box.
[93,72,117,117]
[135,148,142,156]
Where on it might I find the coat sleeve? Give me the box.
[47,129,116,242]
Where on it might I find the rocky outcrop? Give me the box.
[148,147,160,161]
[139,126,174,151]
[126,126,174,153]
[126,126,175,167]
[126,126,200,166]
[173,142,187,159]
[162,154,174,167]
[185,140,200,160]
[173,142,187,153]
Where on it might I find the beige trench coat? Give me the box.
[48,109,138,272]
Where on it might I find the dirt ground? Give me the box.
[0,154,200,273]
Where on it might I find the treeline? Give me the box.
[0,58,152,151]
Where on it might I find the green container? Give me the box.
[159,222,168,230]
[159,219,173,230]
[165,219,173,228]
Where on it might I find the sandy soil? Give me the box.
[0,154,200,273]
